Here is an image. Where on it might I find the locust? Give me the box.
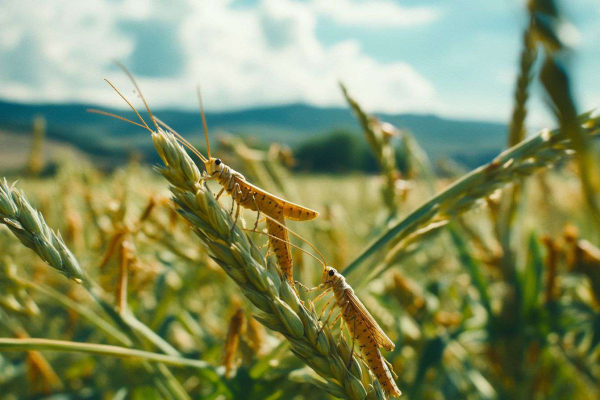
[247,219,402,398]
[89,65,319,287]
[316,265,402,397]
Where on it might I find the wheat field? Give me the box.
[2,2,600,399]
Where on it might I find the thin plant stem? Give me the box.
[0,338,215,371]
[17,278,132,346]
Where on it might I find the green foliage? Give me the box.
[0,101,507,170]
[295,130,375,173]
[1,1,600,399]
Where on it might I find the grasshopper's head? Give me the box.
[204,157,223,176]
[322,266,339,286]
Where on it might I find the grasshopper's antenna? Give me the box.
[102,79,151,132]
[154,117,208,163]
[115,62,160,133]
[244,228,326,268]
[87,109,153,133]
[197,86,211,160]
[94,66,211,165]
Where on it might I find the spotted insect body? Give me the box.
[324,267,402,398]
[209,161,313,284]
[90,66,318,288]
[242,221,401,397]
[209,160,318,221]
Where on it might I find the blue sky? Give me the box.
[0,0,598,126]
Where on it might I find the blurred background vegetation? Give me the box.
[1,0,600,399]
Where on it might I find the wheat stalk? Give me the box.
[0,338,217,371]
[341,83,401,219]
[152,128,386,400]
[0,178,85,283]
[507,24,536,148]
[531,0,600,227]
[498,14,538,283]
[343,114,600,283]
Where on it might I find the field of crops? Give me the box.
[2,2,600,399]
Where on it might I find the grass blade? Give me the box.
[342,115,599,281]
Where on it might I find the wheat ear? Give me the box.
[0,178,192,399]
[152,128,387,400]
[341,83,401,218]
[0,178,85,283]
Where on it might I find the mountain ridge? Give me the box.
[0,99,508,168]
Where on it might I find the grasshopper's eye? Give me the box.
[328,269,335,277]
[215,159,222,166]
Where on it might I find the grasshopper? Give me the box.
[248,221,401,398]
[89,65,318,286]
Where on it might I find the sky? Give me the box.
[0,0,599,126]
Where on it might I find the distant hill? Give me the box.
[0,99,508,168]
[0,129,88,173]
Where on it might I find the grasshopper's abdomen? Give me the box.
[282,203,318,221]
[360,340,401,397]
[339,295,402,398]
[265,212,293,282]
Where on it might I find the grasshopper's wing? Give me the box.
[281,200,319,221]
[241,180,319,221]
[346,290,395,351]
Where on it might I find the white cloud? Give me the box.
[311,0,441,28]
[0,0,131,102]
[0,0,441,115]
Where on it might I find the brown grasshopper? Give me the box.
[89,65,318,287]
[247,222,401,398]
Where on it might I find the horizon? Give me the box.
[0,96,510,125]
